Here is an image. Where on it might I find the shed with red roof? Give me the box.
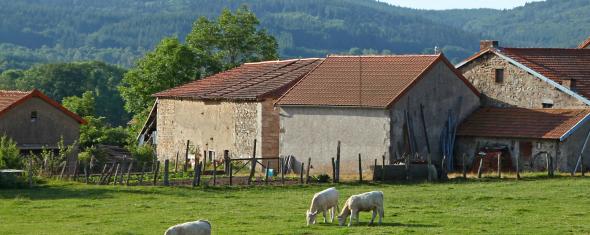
[0,89,84,153]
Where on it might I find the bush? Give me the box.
[314,174,331,183]
[0,171,27,188]
[130,144,154,164]
[0,135,22,169]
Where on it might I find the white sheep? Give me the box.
[306,187,339,226]
[164,220,211,235]
[338,191,384,226]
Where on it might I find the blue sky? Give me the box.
[381,0,545,10]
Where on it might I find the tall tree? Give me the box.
[186,6,279,71]
[118,37,198,116]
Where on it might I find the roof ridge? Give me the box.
[255,59,322,99]
[275,58,327,105]
[328,54,439,58]
[244,58,320,65]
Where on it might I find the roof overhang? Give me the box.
[560,111,590,141]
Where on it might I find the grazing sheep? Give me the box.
[338,191,384,226]
[306,187,339,226]
[164,220,211,235]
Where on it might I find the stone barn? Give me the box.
[456,39,590,173]
[276,54,481,174]
[457,40,590,109]
[456,108,590,172]
[144,59,322,163]
[0,89,85,153]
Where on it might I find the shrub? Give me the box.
[315,174,331,183]
[131,144,154,164]
[0,135,22,169]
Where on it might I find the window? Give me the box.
[30,111,38,122]
[542,103,554,108]
[495,69,504,83]
[542,99,554,108]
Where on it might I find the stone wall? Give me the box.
[156,98,261,161]
[390,61,481,163]
[460,53,587,108]
[455,136,558,172]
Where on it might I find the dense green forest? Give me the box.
[1,0,588,72]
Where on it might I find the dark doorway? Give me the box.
[519,141,533,169]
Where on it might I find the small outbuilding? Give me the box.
[276,54,481,174]
[456,108,590,172]
[0,89,85,154]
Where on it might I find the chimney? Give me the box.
[480,40,499,51]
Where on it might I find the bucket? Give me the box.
[267,169,274,177]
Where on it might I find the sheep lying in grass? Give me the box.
[306,187,339,225]
[338,191,384,226]
[164,220,211,235]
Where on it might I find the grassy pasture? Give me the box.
[1,175,590,234]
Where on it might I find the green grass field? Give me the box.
[1,175,590,234]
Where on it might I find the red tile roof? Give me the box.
[0,89,86,124]
[154,59,322,100]
[457,108,590,140]
[579,37,590,49]
[277,54,478,108]
[499,48,590,98]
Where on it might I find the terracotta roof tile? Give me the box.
[154,59,322,100]
[277,54,476,107]
[0,89,86,124]
[499,48,590,99]
[457,108,590,140]
[579,36,590,49]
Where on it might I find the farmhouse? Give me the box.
[456,108,590,172]
[0,89,85,153]
[457,39,590,109]
[276,54,481,174]
[455,39,590,172]
[143,59,322,163]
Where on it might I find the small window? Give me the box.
[542,103,554,108]
[495,69,504,83]
[30,111,38,122]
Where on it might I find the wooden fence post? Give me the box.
[193,162,201,187]
[118,162,125,185]
[164,159,170,186]
[203,150,207,170]
[300,162,304,184]
[229,162,233,186]
[72,160,79,181]
[516,154,520,180]
[265,161,270,185]
[105,163,116,185]
[153,161,160,186]
[374,159,378,181]
[175,152,179,173]
[497,153,502,178]
[139,162,146,185]
[462,153,467,179]
[59,161,67,180]
[280,157,285,185]
[477,157,483,179]
[548,153,554,177]
[213,160,217,186]
[224,150,230,176]
[427,154,433,182]
[381,154,385,181]
[126,161,133,186]
[331,157,336,183]
[336,141,341,183]
[113,162,121,185]
[248,139,257,185]
[306,157,311,184]
[184,140,190,172]
[358,154,363,183]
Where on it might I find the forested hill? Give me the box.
[1,0,589,71]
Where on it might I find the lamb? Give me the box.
[306,187,339,226]
[164,220,211,235]
[338,191,384,226]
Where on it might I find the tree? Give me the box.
[118,37,198,116]
[62,91,96,117]
[186,6,279,71]
[0,135,22,169]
